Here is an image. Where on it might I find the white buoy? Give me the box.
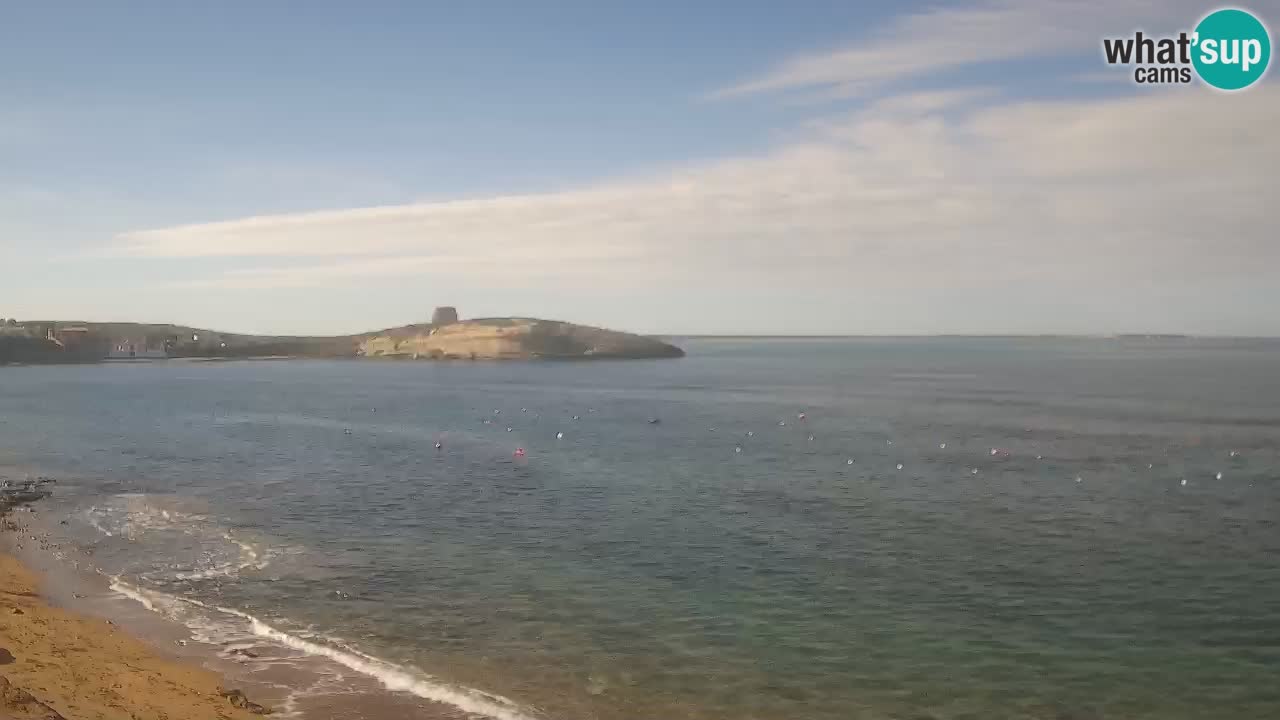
[846,458,853,465]
[778,421,786,427]
[808,435,815,442]
[734,446,742,454]
[990,448,999,456]
[1215,471,1223,480]
[747,431,754,437]
[709,427,716,432]
[887,440,893,445]
[971,468,979,475]
[1075,476,1082,483]
[939,443,946,449]
[1147,464,1153,469]
[572,415,579,421]
[896,463,903,470]
[556,432,564,439]
[1036,455,1043,460]
[506,427,512,432]
[1180,478,1187,487]
[1229,450,1238,457]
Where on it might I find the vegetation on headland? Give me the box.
[0,310,684,365]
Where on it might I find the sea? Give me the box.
[1,338,1278,720]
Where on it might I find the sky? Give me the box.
[3,0,1278,336]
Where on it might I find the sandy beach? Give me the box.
[0,551,269,720]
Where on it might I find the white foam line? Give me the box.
[108,578,157,611]
[107,579,541,720]
[249,620,538,720]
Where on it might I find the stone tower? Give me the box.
[431,306,459,326]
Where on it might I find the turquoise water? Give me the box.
[2,338,1279,719]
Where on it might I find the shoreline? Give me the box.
[0,487,529,720]
[0,548,272,719]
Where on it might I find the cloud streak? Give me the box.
[114,84,1279,303]
[712,0,1208,99]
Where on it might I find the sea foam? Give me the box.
[107,579,540,720]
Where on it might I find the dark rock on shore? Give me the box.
[217,687,272,715]
[0,675,67,719]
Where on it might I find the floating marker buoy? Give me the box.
[1215,472,1223,480]
[709,427,716,432]
[896,463,903,470]
[572,415,579,421]
[343,429,352,435]
[514,448,526,458]
[1180,478,1187,486]
[887,440,893,445]
[521,408,527,413]
[778,421,786,426]
[798,413,806,421]
[1229,450,1238,457]
[556,432,564,439]
[1075,476,1082,483]
[506,427,512,432]
[808,435,815,441]
[1147,463,1153,469]
[734,446,742,454]
[1036,455,1043,460]
[939,443,946,449]
[494,409,500,414]
[846,458,853,465]
[434,442,442,450]
[990,448,999,456]
[971,468,978,475]
[747,431,754,437]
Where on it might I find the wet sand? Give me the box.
[0,550,272,720]
[1,502,477,720]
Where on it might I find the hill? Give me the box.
[361,318,684,360]
[0,312,683,363]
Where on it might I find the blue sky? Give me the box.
[3,1,1278,335]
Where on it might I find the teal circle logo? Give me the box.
[1192,8,1271,90]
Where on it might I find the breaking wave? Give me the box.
[107,579,540,720]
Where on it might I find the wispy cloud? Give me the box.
[711,0,1207,99]
[114,85,1280,306]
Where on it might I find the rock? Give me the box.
[218,688,271,715]
[0,675,68,719]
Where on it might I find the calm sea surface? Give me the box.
[2,338,1279,720]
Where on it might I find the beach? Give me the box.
[0,548,268,720]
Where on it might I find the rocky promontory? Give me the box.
[0,309,683,363]
[361,317,684,360]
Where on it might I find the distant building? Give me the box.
[431,306,459,325]
[53,326,90,347]
[107,337,168,359]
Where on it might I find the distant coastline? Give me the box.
[0,308,684,365]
